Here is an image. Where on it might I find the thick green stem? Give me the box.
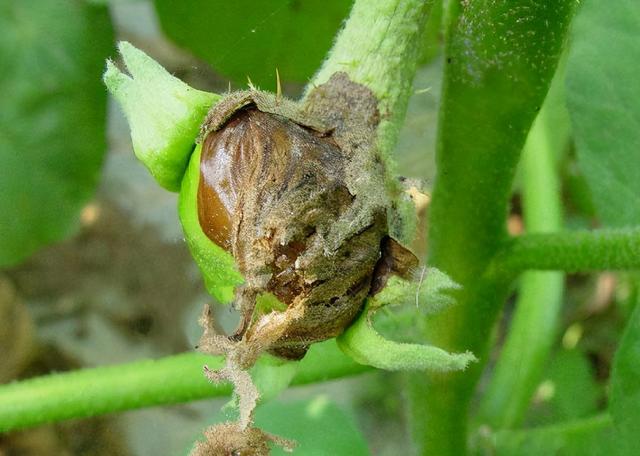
[408,2,576,454]
[478,92,566,429]
[0,341,369,433]
[494,228,640,274]
[308,0,431,162]
[408,278,513,454]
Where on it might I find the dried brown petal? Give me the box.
[190,422,295,456]
[370,237,419,295]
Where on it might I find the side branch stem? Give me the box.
[493,227,640,276]
[0,342,369,433]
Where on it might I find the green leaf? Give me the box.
[193,396,369,456]
[487,414,624,456]
[566,0,640,227]
[525,349,601,427]
[492,284,640,455]
[254,397,369,456]
[250,356,298,404]
[153,0,353,88]
[0,0,113,266]
[610,301,640,454]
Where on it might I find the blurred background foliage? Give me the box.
[0,1,113,267]
[153,0,353,89]
[0,0,638,455]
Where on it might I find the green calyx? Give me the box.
[103,42,242,302]
[179,144,243,304]
[337,269,476,372]
[103,41,220,191]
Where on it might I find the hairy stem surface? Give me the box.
[0,341,368,433]
[308,0,432,162]
[494,228,640,274]
[408,2,576,454]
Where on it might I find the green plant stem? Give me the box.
[478,94,565,429]
[407,2,576,454]
[494,228,640,275]
[0,341,369,433]
[307,0,432,162]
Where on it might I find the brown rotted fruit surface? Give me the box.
[198,104,387,360]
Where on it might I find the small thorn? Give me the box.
[275,68,282,101]
[246,75,256,91]
[227,81,231,93]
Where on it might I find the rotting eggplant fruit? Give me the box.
[195,73,417,365]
